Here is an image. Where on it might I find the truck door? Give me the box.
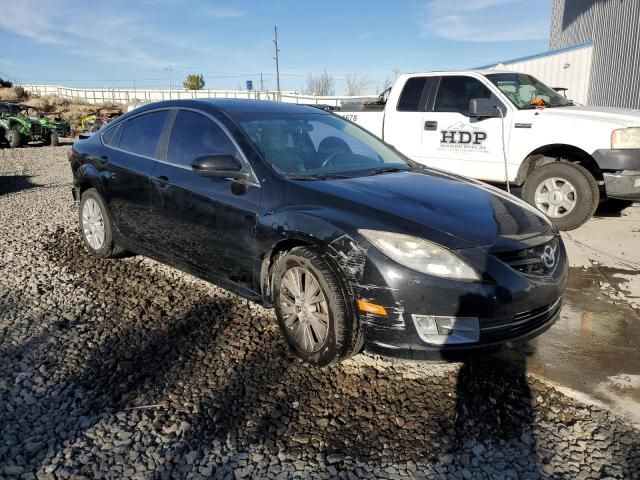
[421,75,508,181]
[383,76,438,164]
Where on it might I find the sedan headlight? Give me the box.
[359,229,480,281]
[611,127,640,149]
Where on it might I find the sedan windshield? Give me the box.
[486,73,573,109]
[236,113,410,178]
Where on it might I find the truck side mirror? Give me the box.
[469,98,500,118]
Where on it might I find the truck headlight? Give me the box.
[359,229,480,281]
[611,127,640,149]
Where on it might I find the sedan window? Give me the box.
[167,110,238,166]
[118,110,168,158]
[236,113,410,178]
[101,123,122,146]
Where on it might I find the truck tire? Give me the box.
[7,126,21,148]
[523,162,599,231]
[272,246,363,366]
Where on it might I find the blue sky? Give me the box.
[0,0,552,94]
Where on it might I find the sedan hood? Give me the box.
[299,169,552,251]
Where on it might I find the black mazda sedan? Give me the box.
[69,99,567,366]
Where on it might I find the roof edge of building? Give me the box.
[473,40,594,70]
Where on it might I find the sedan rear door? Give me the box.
[99,109,170,245]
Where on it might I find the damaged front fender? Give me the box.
[257,211,372,306]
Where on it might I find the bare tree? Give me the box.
[345,73,370,96]
[305,70,335,96]
[381,76,392,92]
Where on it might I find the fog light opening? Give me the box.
[412,314,479,345]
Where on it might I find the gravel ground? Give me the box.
[1,146,639,480]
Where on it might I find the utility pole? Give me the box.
[273,26,281,101]
[165,65,173,99]
[260,72,264,91]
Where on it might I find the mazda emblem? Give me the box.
[541,245,556,269]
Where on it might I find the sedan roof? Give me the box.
[133,98,331,116]
[199,99,330,115]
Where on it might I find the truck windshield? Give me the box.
[236,112,410,179]
[486,73,573,109]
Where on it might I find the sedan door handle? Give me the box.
[153,175,170,188]
[424,121,438,131]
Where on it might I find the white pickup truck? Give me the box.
[336,71,640,230]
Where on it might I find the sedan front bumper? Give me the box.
[355,235,568,360]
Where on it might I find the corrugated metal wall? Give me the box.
[494,44,593,104]
[550,0,640,109]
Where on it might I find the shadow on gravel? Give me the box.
[0,174,38,196]
[0,231,245,475]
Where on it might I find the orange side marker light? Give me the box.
[357,299,388,316]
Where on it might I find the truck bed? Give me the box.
[335,109,385,138]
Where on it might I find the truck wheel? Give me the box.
[48,132,59,146]
[79,188,126,258]
[7,126,22,148]
[523,162,599,231]
[272,247,362,366]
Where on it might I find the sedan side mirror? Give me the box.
[469,98,501,118]
[191,154,249,181]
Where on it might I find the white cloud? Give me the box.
[418,0,549,42]
[0,0,214,68]
[358,33,375,41]
[205,5,247,18]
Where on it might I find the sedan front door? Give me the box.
[149,109,261,292]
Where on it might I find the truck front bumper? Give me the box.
[603,170,640,200]
[593,148,640,200]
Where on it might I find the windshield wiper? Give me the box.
[288,173,351,180]
[362,166,407,176]
[547,102,575,108]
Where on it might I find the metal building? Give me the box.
[549,0,640,109]
[477,42,594,105]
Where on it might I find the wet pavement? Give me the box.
[502,203,640,424]
[507,266,640,422]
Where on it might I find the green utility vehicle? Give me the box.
[22,105,67,145]
[0,102,60,148]
[39,111,72,138]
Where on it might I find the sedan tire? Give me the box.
[272,247,361,366]
[79,188,125,258]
